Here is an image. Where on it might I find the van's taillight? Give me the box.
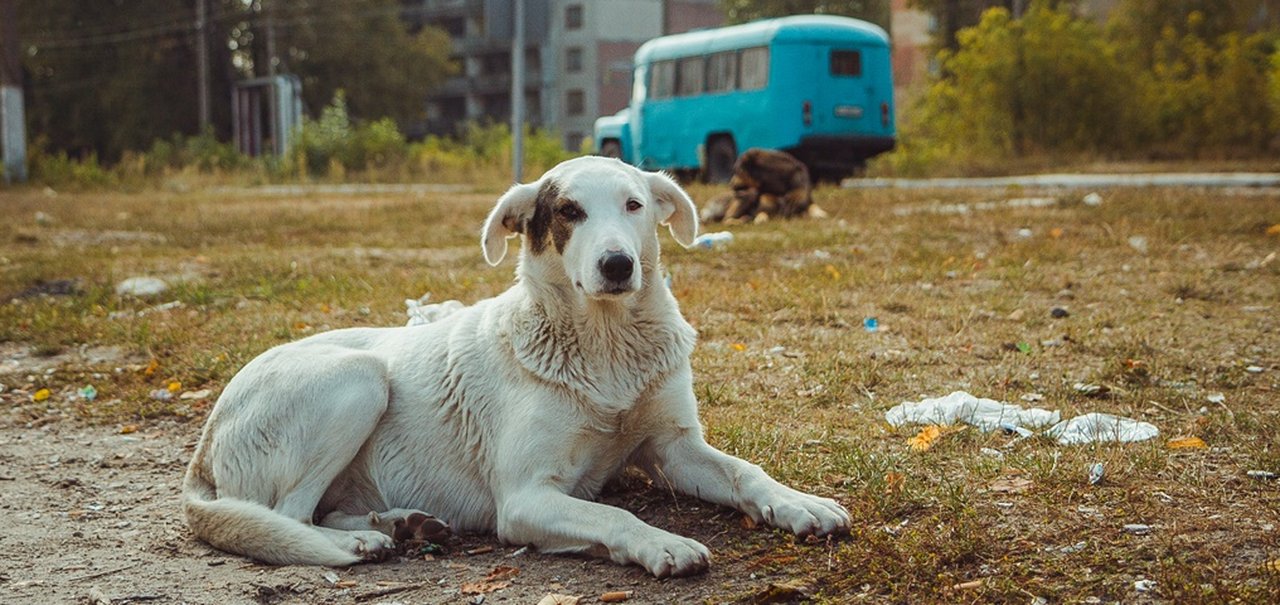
[803,100,812,127]
[881,102,890,127]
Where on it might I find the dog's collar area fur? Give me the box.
[501,262,695,427]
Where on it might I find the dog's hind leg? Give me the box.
[189,347,398,565]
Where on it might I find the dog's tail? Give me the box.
[182,470,360,566]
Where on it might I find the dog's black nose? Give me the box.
[600,253,634,283]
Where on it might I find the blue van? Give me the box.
[594,15,895,182]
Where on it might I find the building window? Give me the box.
[739,46,770,90]
[830,50,861,77]
[676,57,704,96]
[566,47,583,73]
[565,4,583,30]
[566,90,585,116]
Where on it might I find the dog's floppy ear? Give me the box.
[647,171,698,247]
[481,180,540,265]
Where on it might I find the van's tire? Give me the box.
[600,139,622,159]
[704,136,737,184]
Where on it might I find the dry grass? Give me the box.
[2,180,1278,602]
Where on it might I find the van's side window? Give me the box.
[649,60,676,99]
[830,50,861,77]
[706,51,738,93]
[676,57,705,96]
[739,47,770,90]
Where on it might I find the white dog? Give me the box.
[182,156,850,577]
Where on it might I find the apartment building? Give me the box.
[404,0,722,148]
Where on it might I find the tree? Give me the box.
[232,0,453,126]
[18,0,452,161]
[720,0,892,32]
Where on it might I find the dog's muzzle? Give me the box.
[598,252,635,292]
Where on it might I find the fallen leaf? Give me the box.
[144,358,159,376]
[600,591,633,603]
[988,477,1034,494]
[740,515,758,530]
[1049,227,1064,239]
[483,565,519,582]
[167,380,181,393]
[747,582,812,604]
[461,580,511,595]
[951,579,983,590]
[907,425,942,451]
[824,264,841,280]
[1266,223,1280,237]
[883,471,905,495]
[120,424,138,434]
[32,388,51,402]
[1167,436,1207,450]
[536,595,580,605]
[180,389,213,400]
[731,343,746,352]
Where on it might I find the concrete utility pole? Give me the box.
[196,0,211,130]
[510,0,525,183]
[264,0,278,76]
[0,0,27,183]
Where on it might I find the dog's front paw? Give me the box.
[622,532,711,578]
[758,491,851,538]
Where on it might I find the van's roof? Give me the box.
[635,15,890,64]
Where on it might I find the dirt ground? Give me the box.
[0,416,827,605]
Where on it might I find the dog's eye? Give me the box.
[625,199,643,212]
[557,205,584,221]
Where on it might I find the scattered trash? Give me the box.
[691,231,734,250]
[1000,422,1035,438]
[988,477,1033,494]
[1073,382,1111,397]
[1134,579,1157,593]
[907,425,943,451]
[951,579,983,590]
[1266,223,1280,237]
[464,545,494,556]
[78,385,97,401]
[1055,541,1088,554]
[536,596,580,605]
[1167,436,1207,450]
[886,391,1060,433]
[1127,236,1149,254]
[1021,392,1044,402]
[863,317,879,332]
[1082,192,1103,206]
[322,571,341,586]
[980,447,1004,459]
[115,277,168,297]
[1048,413,1160,445]
[1017,228,1034,238]
[179,389,212,400]
[405,293,465,327]
[1088,462,1105,485]
[120,425,138,434]
[600,591,633,603]
[1123,524,1151,535]
[149,389,173,402]
[1050,306,1070,318]
[1206,392,1226,404]
[33,388,51,402]
[1247,470,1278,480]
[1245,365,1264,373]
[886,391,1160,445]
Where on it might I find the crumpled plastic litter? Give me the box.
[885,391,1159,445]
[405,293,465,327]
[885,391,1060,433]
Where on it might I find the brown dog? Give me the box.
[702,148,820,224]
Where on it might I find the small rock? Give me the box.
[1082,192,1103,206]
[1247,470,1278,480]
[1245,365,1264,373]
[1050,306,1070,318]
[1123,524,1151,535]
[116,277,168,297]
[1128,236,1149,254]
[1134,579,1157,592]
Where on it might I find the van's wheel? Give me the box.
[600,140,622,159]
[704,137,737,184]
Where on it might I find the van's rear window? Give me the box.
[830,50,861,77]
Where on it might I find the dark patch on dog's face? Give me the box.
[522,180,559,254]
[524,180,585,256]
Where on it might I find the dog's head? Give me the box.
[481,156,698,300]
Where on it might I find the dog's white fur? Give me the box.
[182,156,850,577]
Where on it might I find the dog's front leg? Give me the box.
[496,489,710,578]
[644,375,852,538]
